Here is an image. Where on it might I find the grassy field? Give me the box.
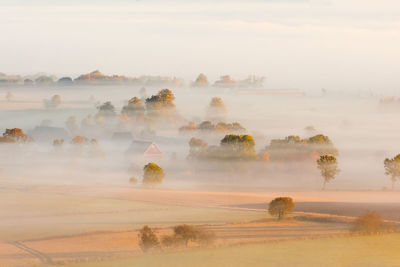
[0,190,267,241]
[60,233,400,267]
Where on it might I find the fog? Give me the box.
[0,84,399,191]
[1,1,400,266]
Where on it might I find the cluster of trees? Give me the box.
[188,134,257,160]
[379,96,400,104]
[138,224,215,252]
[262,134,338,162]
[0,128,32,143]
[212,75,264,88]
[179,121,245,135]
[1,71,264,88]
[96,89,179,122]
[75,70,184,86]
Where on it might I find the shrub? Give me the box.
[352,211,384,234]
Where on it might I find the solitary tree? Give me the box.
[191,73,209,87]
[317,155,339,190]
[173,224,200,247]
[138,225,159,252]
[143,162,165,185]
[268,197,294,220]
[384,154,400,189]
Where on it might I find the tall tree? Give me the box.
[138,225,159,252]
[384,154,400,189]
[317,155,339,190]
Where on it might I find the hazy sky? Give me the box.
[1,0,400,90]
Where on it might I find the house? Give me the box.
[112,132,133,142]
[126,140,162,158]
[28,126,69,142]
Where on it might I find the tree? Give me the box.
[138,225,159,252]
[308,134,338,156]
[220,134,256,160]
[191,73,209,87]
[143,162,165,185]
[317,155,339,190]
[66,116,79,135]
[44,95,62,109]
[206,97,227,122]
[352,211,383,234]
[268,197,294,220]
[0,128,32,143]
[173,224,200,247]
[121,97,145,118]
[188,138,208,159]
[384,154,400,189]
[145,89,176,118]
[97,101,116,117]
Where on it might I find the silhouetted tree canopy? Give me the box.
[268,197,294,220]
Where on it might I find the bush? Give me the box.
[352,211,384,234]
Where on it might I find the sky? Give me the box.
[1,0,400,90]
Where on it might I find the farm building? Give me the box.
[126,140,162,159]
[29,126,69,142]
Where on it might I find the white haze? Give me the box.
[0,85,399,191]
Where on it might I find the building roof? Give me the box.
[29,126,69,142]
[112,132,133,141]
[126,140,162,157]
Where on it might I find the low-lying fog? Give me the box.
[0,85,399,191]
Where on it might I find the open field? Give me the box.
[56,233,400,267]
[0,219,350,266]
[1,181,400,266]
